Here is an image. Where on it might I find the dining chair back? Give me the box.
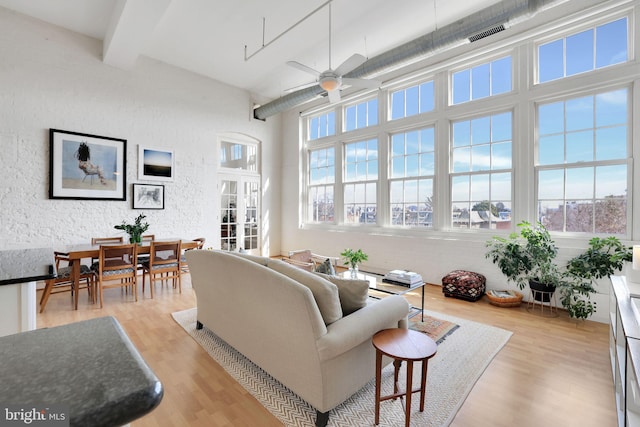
[181,237,206,273]
[39,252,95,313]
[142,240,182,298]
[93,243,138,308]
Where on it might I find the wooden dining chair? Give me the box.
[181,237,206,273]
[40,252,95,313]
[93,243,138,308]
[142,240,182,298]
[137,234,156,271]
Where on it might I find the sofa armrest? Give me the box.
[316,295,409,361]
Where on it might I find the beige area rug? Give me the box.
[409,315,460,344]
[172,308,512,427]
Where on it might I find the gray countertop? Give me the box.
[0,316,163,426]
[0,248,56,285]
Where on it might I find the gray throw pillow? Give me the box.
[315,273,369,316]
[315,258,336,276]
[268,259,342,325]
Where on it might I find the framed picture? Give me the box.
[49,129,127,200]
[138,145,174,181]
[132,184,165,210]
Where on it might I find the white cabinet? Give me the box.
[609,276,640,427]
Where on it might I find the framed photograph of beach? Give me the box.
[49,129,127,201]
[138,146,174,182]
[132,183,164,210]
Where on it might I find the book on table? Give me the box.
[382,270,423,287]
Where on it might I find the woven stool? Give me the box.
[442,270,486,301]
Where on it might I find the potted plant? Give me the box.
[340,248,368,278]
[562,237,632,319]
[114,214,150,244]
[485,221,561,301]
[485,221,632,320]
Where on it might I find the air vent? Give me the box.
[468,24,506,43]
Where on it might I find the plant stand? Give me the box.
[526,289,558,317]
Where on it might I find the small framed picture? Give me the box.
[138,145,174,181]
[49,129,127,200]
[132,184,165,210]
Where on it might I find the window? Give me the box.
[299,5,635,236]
[451,112,513,229]
[537,88,628,234]
[308,148,335,223]
[344,98,378,131]
[308,111,336,140]
[390,80,434,120]
[390,127,435,227]
[452,56,511,105]
[344,139,378,224]
[538,17,628,83]
[220,140,258,171]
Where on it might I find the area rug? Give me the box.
[172,308,512,427]
[409,315,460,344]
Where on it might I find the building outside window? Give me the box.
[536,88,629,234]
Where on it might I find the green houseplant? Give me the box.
[114,213,150,244]
[562,236,632,319]
[340,248,368,277]
[485,221,632,320]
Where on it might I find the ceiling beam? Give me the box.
[103,0,173,69]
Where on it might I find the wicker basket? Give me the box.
[486,290,523,307]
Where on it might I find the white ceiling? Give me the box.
[0,0,501,102]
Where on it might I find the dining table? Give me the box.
[56,239,198,310]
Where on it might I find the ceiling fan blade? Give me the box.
[342,77,381,90]
[284,81,319,93]
[328,89,341,103]
[286,61,320,77]
[334,53,366,76]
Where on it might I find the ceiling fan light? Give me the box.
[319,75,340,92]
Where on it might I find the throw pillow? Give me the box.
[315,273,369,316]
[268,259,342,325]
[315,258,336,276]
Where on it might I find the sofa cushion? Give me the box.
[268,259,342,325]
[316,273,369,315]
[314,258,336,276]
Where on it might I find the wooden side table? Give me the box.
[372,328,437,427]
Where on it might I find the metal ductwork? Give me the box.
[253,0,554,121]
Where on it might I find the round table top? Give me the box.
[372,328,437,361]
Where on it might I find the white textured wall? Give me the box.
[0,7,281,255]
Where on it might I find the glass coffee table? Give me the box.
[341,271,425,321]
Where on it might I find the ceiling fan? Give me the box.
[286,4,380,103]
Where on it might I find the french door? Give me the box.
[219,174,260,255]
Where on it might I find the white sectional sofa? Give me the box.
[185,250,409,426]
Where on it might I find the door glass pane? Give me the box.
[221,180,237,251]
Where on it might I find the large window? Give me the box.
[308,147,335,223]
[390,81,434,120]
[344,98,378,132]
[301,7,634,237]
[309,111,336,140]
[537,88,629,234]
[538,17,628,83]
[451,112,513,229]
[452,56,511,105]
[390,127,435,227]
[344,139,378,224]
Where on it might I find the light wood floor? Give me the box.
[37,274,616,427]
